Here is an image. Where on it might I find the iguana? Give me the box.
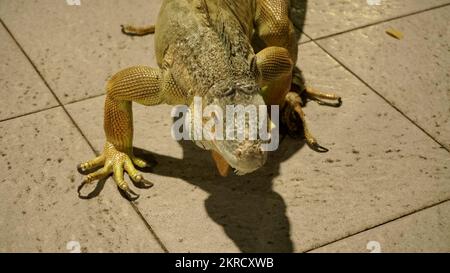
[77,0,341,198]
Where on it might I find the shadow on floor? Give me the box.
[136,135,305,253]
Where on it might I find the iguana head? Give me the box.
[190,81,269,175]
[166,15,272,175]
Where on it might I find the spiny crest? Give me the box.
[195,0,232,58]
[196,0,251,60]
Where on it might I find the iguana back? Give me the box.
[155,0,258,100]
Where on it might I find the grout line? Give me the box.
[305,198,450,252]
[309,40,450,153]
[301,31,314,43]
[64,93,106,107]
[308,2,450,42]
[0,105,60,123]
[0,18,170,253]
[298,39,313,45]
[130,202,169,253]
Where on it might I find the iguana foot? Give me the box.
[283,92,329,153]
[77,142,153,200]
[291,67,342,108]
[120,24,155,36]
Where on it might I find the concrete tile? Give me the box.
[0,107,163,252]
[318,6,450,150]
[67,42,450,252]
[271,42,450,252]
[275,42,450,252]
[0,0,162,104]
[0,25,58,121]
[312,201,450,253]
[302,0,450,39]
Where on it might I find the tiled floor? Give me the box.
[0,0,449,253]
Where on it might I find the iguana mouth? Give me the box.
[215,139,267,175]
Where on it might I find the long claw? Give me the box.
[121,187,140,201]
[309,142,329,153]
[77,163,87,175]
[137,175,154,188]
[130,174,154,189]
[125,159,154,189]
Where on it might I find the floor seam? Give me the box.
[307,2,450,42]
[130,202,169,253]
[0,18,170,253]
[63,93,106,106]
[305,198,450,252]
[0,105,61,123]
[308,39,449,153]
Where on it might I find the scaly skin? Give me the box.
[79,0,341,198]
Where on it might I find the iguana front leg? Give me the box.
[255,0,341,152]
[78,66,179,198]
[255,47,324,151]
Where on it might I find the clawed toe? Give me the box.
[305,86,342,108]
[77,145,154,199]
[284,92,332,153]
[130,174,154,189]
[119,186,140,201]
[77,163,87,175]
[311,96,342,108]
[137,177,154,189]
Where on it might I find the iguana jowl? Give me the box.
[78,0,341,198]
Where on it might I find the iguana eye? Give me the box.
[238,84,257,95]
[222,87,235,97]
[250,55,261,81]
[250,55,258,78]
